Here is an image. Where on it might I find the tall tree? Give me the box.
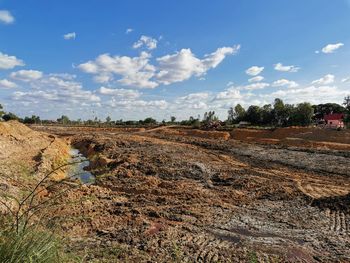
[291,102,314,126]
[228,104,246,123]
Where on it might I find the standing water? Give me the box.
[68,148,95,184]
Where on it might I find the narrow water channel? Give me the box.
[68,148,95,184]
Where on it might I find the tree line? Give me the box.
[1,96,350,127]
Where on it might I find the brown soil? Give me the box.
[25,125,350,262]
[0,121,70,212]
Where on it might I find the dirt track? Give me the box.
[29,125,350,262]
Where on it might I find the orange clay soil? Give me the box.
[25,125,350,262]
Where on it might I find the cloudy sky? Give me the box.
[0,0,349,121]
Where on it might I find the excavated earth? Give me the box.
[21,126,350,262]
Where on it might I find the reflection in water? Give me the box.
[69,148,95,184]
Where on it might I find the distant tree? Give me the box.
[313,103,346,120]
[273,98,294,126]
[291,102,314,126]
[2,112,19,122]
[261,104,273,125]
[246,106,262,125]
[106,116,111,124]
[203,111,218,124]
[57,115,70,125]
[170,116,176,123]
[228,104,247,124]
[143,117,157,125]
[0,104,4,119]
[344,95,350,124]
[23,115,40,124]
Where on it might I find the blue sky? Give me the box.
[0,0,349,120]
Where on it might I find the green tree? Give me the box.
[291,102,314,126]
[246,106,262,125]
[344,95,350,124]
[228,104,246,123]
[57,115,70,125]
[0,104,4,119]
[105,116,111,124]
[143,117,157,125]
[170,116,176,123]
[2,112,19,122]
[261,104,273,125]
[313,103,346,120]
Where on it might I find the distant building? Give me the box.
[323,113,345,129]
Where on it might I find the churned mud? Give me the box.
[24,125,349,262]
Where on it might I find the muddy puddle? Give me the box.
[68,148,95,184]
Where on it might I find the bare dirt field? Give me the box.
[3,123,350,262]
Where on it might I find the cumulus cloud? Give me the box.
[274,63,300,72]
[321,43,344,54]
[311,74,335,85]
[98,87,141,99]
[241,82,270,90]
[63,32,76,40]
[106,98,168,109]
[215,87,242,100]
[78,52,158,88]
[272,79,299,88]
[0,10,14,24]
[11,73,100,104]
[266,85,348,105]
[10,70,43,82]
[0,79,17,89]
[157,45,240,85]
[0,52,25,70]
[133,35,158,50]
[248,76,264,83]
[245,66,264,76]
[79,44,240,88]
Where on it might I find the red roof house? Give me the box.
[323,113,345,129]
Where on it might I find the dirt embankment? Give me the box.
[0,121,70,211]
[230,127,350,151]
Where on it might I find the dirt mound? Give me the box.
[0,121,70,211]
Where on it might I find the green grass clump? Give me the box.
[0,226,61,263]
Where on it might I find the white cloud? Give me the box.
[245,66,264,76]
[11,73,100,104]
[126,28,134,34]
[0,10,14,24]
[321,43,344,54]
[133,35,158,50]
[178,92,209,101]
[0,79,17,89]
[78,52,158,88]
[272,79,299,88]
[248,76,264,83]
[10,70,43,82]
[215,87,242,100]
[241,82,270,90]
[106,98,168,110]
[341,77,350,83]
[311,74,335,85]
[98,87,141,99]
[274,63,300,72]
[0,52,25,69]
[157,45,240,85]
[63,32,76,40]
[79,44,240,88]
[266,85,348,105]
